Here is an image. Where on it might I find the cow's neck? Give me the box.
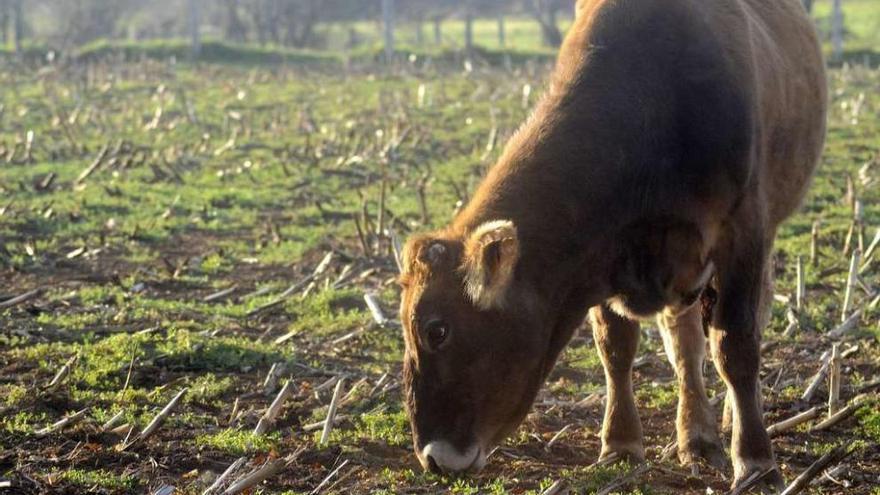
[452,93,618,315]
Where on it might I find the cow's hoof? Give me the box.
[731,463,784,493]
[679,436,728,471]
[597,444,645,466]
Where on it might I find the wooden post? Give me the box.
[828,343,841,415]
[188,0,201,59]
[796,256,805,311]
[12,0,22,53]
[464,2,474,55]
[497,14,506,47]
[841,249,860,322]
[415,18,424,45]
[433,16,442,45]
[831,0,843,62]
[810,221,819,267]
[382,0,394,63]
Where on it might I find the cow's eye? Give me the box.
[423,319,450,350]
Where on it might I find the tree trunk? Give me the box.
[526,0,562,48]
[464,6,474,54]
[497,14,506,47]
[382,0,394,62]
[188,0,201,58]
[224,0,247,43]
[12,0,21,52]
[831,0,843,62]
[433,17,442,45]
[0,0,8,49]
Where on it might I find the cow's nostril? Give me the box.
[425,454,442,474]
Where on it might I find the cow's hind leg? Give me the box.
[708,229,783,489]
[590,304,644,463]
[657,304,726,470]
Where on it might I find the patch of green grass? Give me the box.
[856,402,880,442]
[1,411,50,434]
[195,428,280,455]
[186,373,236,405]
[637,382,678,409]
[2,384,28,407]
[56,468,137,492]
[325,407,409,447]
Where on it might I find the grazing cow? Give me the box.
[398,0,826,489]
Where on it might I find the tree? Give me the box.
[223,0,247,42]
[523,0,571,47]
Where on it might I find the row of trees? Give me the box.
[2,0,574,52]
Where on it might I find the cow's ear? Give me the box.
[462,220,520,310]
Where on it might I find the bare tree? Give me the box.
[524,0,567,47]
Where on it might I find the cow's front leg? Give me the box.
[590,304,644,463]
[658,304,726,470]
[708,242,782,489]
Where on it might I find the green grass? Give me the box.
[55,469,138,492]
[195,428,280,455]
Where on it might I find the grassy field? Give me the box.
[1,9,880,495]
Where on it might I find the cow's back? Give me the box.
[702,0,827,226]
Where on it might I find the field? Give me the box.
[2,10,880,495]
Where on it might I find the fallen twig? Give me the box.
[812,394,873,431]
[35,408,89,437]
[203,285,237,303]
[540,480,569,495]
[780,445,854,495]
[223,451,301,495]
[729,467,780,495]
[320,378,346,445]
[44,353,78,392]
[121,388,187,449]
[254,380,293,435]
[766,407,820,437]
[0,288,42,309]
[202,456,247,495]
[310,459,350,495]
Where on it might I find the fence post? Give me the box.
[497,14,506,48]
[464,2,474,54]
[831,0,843,62]
[12,0,22,53]
[382,0,394,63]
[188,0,201,59]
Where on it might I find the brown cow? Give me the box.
[398,0,826,489]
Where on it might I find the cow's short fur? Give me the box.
[399,0,826,489]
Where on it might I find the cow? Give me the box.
[397,0,826,490]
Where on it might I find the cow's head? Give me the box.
[398,220,549,474]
